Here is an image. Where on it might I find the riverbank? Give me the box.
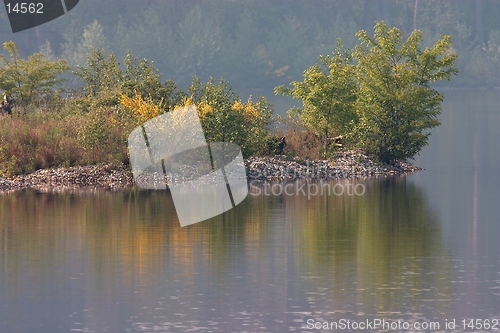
[0,150,420,193]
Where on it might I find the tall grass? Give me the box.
[0,102,343,177]
[272,115,325,160]
[0,107,131,177]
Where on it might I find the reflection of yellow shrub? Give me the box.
[119,93,164,123]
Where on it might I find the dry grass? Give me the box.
[275,128,323,159]
[271,115,325,159]
[0,108,130,176]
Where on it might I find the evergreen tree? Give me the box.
[63,20,108,68]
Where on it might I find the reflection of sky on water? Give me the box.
[415,90,500,321]
[1,90,500,332]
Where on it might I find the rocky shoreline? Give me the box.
[0,164,135,193]
[246,150,420,182]
[0,150,421,193]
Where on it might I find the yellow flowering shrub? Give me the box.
[119,93,164,123]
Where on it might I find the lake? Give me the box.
[1,90,499,332]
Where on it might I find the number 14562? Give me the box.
[6,3,44,14]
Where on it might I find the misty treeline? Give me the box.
[0,0,497,90]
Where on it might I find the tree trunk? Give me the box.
[413,0,419,31]
[476,0,485,48]
[324,119,328,160]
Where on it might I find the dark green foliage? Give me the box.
[74,48,122,106]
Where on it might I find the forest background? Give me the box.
[0,0,492,175]
[0,0,496,89]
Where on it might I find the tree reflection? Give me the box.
[285,176,452,319]
[0,178,452,330]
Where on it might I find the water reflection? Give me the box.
[278,177,453,324]
[415,90,500,320]
[2,90,500,332]
[0,174,462,332]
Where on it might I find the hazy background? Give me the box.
[1,0,498,94]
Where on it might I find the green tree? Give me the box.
[74,48,122,106]
[275,41,358,158]
[276,22,458,163]
[62,20,108,68]
[176,5,226,80]
[74,48,182,109]
[354,21,458,163]
[0,41,69,110]
[121,51,181,109]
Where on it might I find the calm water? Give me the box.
[1,90,500,333]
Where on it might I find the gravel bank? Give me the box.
[0,150,420,193]
[246,150,421,182]
[0,164,134,193]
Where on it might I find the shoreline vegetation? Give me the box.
[1,22,455,189]
[0,150,421,194]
